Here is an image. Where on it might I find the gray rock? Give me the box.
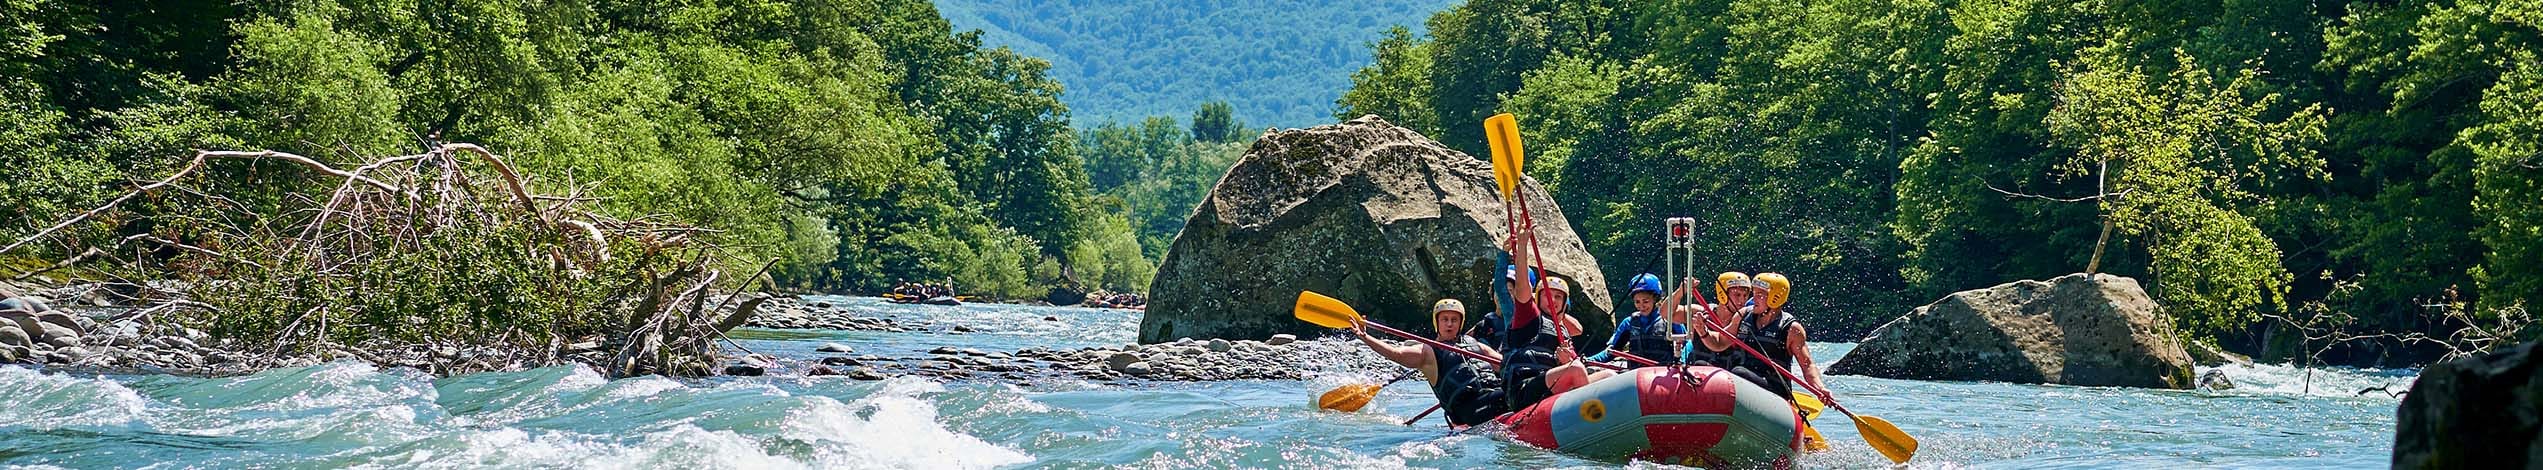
[1267,334,1297,346]
[960,348,988,357]
[805,365,844,376]
[920,360,955,370]
[158,336,199,351]
[929,346,961,355]
[952,325,976,333]
[820,356,863,367]
[34,312,80,335]
[0,345,19,363]
[1828,273,2196,389]
[1207,338,1232,352]
[2197,369,2235,391]
[2396,340,2543,468]
[35,323,78,348]
[817,343,854,353]
[1043,316,1060,322]
[564,341,602,353]
[0,324,30,349]
[1105,352,1141,371]
[1123,361,1153,375]
[1138,116,1613,345]
[986,352,1011,359]
[724,363,767,376]
[848,367,888,380]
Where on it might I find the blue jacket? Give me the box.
[1590,312,1686,363]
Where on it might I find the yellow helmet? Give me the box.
[1756,272,1791,309]
[1715,272,1751,302]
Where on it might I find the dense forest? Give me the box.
[932,0,1456,127]
[1336,0,2541,364]
[0,0,1197,302]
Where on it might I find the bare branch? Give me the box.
[1982,179,2132,203]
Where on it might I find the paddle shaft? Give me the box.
[1404,404,1442,425]
[1359,320,1501,367]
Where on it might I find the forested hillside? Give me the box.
[0,0,1157,300]
[934,0,1457,127]
[1338,0,2542,364]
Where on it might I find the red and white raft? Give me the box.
[1496,366,1802,468]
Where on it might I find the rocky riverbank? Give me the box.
[720,295,1391,384]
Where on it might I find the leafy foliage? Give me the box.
[1,0,1118,301]
[1337,0,2543,357]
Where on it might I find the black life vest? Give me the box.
[1497,305,1564,410]
[1429,336,1508,426]
[1739,310,1800,373]
[1616,314,1681,366]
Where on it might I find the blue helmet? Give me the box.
[1629,273,1664,296]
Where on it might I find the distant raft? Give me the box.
[1496,365,1802,467]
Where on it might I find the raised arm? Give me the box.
[1352,319,1429,369]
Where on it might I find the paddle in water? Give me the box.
[1318,368,1419,412]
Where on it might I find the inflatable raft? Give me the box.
[1496,366,1801,468]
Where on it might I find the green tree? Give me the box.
[1336,26,1439,136]
[2046,47,2328,336]
[1191,100,1243,143]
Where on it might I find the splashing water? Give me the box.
[0,297,2412,468]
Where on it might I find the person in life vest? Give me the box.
[1678,273,1783,396]
[1588,273,1689,368]
[1740,273,1823,397]
[1493,228,1592,411]
[1349,298,1511,427]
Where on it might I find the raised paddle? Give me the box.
[1485,113,1525,200]
[1683,301,1918,464]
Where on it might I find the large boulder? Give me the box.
[1827,273,2195,389]
[2392,340,2542,469]
[1139,116,1610,344]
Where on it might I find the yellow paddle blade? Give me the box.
[1853,414,1918,464]
[1318,383,1382,412]
[1483,113,1525,199]
[1791,391,1825,421]
[1294,291,1360,329]
[1801,424,1831,453]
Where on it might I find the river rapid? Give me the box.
[0,296,2413,469]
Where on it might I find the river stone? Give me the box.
[2394,340,2543,468]
[34,323,78,348]
[1138,115,1612,345]
[1828,273,2196,389]
[1106,352,1141,370]
[0,324,29,349]
[1207,338,1232,352]
[848,367,888,380]
[821,356,863,366]
[1267,334,1297,346]
[35,312,80,335]
[1123,361,1154,376]
[929,346,961,355]
[2197,369,2235,391]
[724,363,767,376]
[817,343,853,353]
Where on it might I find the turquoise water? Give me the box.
[0,296,2413,468]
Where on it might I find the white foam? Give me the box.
[2200,362,2417,400]
[784,377,1035,469]
[0,366,151,429]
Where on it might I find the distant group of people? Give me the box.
[1347,193,1821,431]
[890,281,956,299]
[1083,291,1145,309]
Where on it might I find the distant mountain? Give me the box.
[934,0,1456,128]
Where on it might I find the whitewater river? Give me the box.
[0,296,2413,468]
